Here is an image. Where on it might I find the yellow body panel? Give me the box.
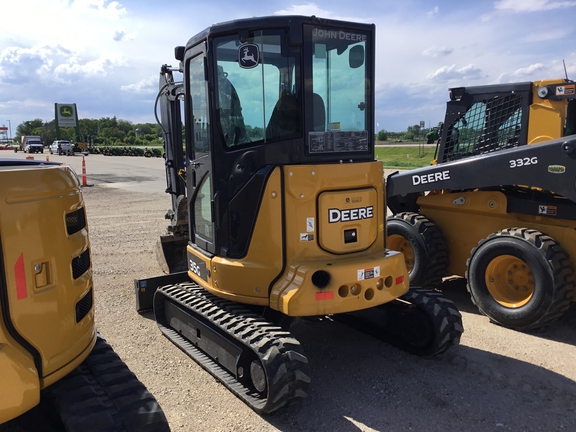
[270,250,408,316]
[189,161,410,315]
[527,79,571,144]
[0,163,96,422]
[317,188,378,253]
[0,333,39,423]
[193,168,283,304]
[418,191,576,293]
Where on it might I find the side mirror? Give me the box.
[174,46,185,62]
[349,45,364,69]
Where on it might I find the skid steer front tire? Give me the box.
[387,212,449,288]
[466,228,574,330]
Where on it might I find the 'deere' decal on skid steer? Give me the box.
[14,253,27,300]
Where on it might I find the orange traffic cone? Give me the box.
[81,156,87,186]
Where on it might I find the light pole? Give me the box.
[6,120,11,141]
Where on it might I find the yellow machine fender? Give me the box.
[0,340,39,423]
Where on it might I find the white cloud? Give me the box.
[422,46,453,58]
[514,63,545,76]
[427,64,484,82]
[70,0,127,20]
[0,44,125,87]
[494,0,576,12]
[273,3,366,22]
[275,3,331,16]
[121,76,157,94]
[427,6,439,16]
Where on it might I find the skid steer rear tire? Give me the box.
[387,212,449,288]
[466,228,574,330]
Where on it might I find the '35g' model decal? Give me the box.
[509,156,538,168]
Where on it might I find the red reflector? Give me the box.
[315,291,334,301]
[14,253,27,300]
[395,275,404,285]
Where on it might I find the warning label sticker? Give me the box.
[538,205,557,216]
[556,84,575,96]
[358,266,380,281]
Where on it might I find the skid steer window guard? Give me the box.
[444,93,525,162]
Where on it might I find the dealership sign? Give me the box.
[56,104,78,127]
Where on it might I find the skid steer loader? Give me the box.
[135,15,463,414]
[386,79,576,330]
[0,158,169,431]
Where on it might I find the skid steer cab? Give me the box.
[137,15,463,414]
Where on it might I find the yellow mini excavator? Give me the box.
[136,15,463,414]
[1,159,169,431]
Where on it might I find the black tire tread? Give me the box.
[387,212,449,287]
[466,227,575,330]
[398,287,463,356]
[336,287,463,357]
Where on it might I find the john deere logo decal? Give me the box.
[60,106,73,117]
[238,44,259,69]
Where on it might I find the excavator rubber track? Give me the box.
[43,335,170,432]
[153,283,310,414]
[337,287,463,356]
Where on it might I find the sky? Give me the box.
[1,0,575,137]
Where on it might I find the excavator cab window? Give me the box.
[305,25,370,153]
[214,31,300,146]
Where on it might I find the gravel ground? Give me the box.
[4,181,576,431]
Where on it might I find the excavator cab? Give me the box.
[144,15,462,414]
[186,18,373,259]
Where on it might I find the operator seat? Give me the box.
[218,66,248,146]
[312,93,325,131]
[265,92,301,141]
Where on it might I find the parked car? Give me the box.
[49,140,74,155]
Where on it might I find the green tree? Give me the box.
[407,124,421,137]
[402,132,415,141]
[377,129,388,141]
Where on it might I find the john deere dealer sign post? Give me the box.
[55,103,80,141]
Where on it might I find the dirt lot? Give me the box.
[90,184,576,431]
[4,181,576,431]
